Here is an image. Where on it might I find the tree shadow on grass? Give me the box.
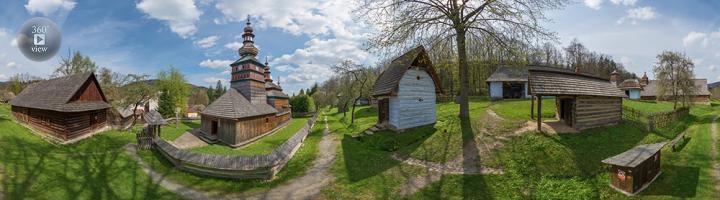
[640,165,699,198]
[461,117,491,199]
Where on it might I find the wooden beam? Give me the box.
[530,96,535,119]
[537,95,542,133]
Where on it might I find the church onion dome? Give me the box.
[238,43,259,57]
[238,16,259,57]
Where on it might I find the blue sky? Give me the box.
[0,0,718,95]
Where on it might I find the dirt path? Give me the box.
[242,116,337,200]
[711,115,720,193]
[127,115,337,200]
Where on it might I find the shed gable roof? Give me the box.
[640,79,711,97]
[201,88,277,119]
[528,66,627,97]
[372,45,441,97]
[10,72,110,112]
[602,142,666,167]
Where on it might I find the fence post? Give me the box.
[647,114,654,132]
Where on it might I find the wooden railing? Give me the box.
[622,106,690,132]
[152,114,319,180]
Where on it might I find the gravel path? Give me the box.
[127,115,337,200]
[243,116,337,200]
[711,115,720,193]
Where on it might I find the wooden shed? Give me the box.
[602,142,666,195]
[372,46,441,131]
[10,73,110,143]
[486,66,529,100]
[528,67,627,131]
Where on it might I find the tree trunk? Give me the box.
[351,97,360,124]
[456,28,470,118]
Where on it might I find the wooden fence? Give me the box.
[152,114,319,180]
[622,106,690,132]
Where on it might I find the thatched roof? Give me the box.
[640,79,711,97]
[10,73,110,112]
[372,46,441,97]
[528,67,627,97]
[602,142,666,168]
[486,66,528,82]
[201,88,277,119]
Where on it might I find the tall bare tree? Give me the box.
[654,51,696,109]
[55,50,99,77]
[357,0,567,118]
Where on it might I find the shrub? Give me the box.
[290,95,316,113]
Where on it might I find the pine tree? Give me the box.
[157,91,175,118]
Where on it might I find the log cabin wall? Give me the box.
[574,96,622,130]
[11,106,107,141]
[610,165,634,194]
[234,113,278,144]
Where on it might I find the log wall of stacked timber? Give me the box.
[154,114,318,180]
[11,106,107,141]
[573,96,622,130]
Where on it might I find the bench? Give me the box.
[669,131,687,151]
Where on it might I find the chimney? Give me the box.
[610,70,619,85]
[640,72,649,86]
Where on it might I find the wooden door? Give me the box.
[211,120,218,135]
[378,98,389,124]
[560,99,575,126]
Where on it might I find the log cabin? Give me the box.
[10,72,110,143]
[199,18,291,147]
[372,46,442,131]
[602,142,666,196]
[528,66,627,131]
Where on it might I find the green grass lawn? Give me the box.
[159,120,200,141]
[187,117,311,156]
[623,100,677,113]
[490,98,557,121]
[0,103,180,199]
[408,104,719,199]
[137,114,325,194]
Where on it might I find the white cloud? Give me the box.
[683,31,709,47]
[203,77,224,84]
[620,56,633,67]
[0,74,7,82]
[10,38,17,47]
[618,7,657,24]
[194,35,219,48]
[199,59,233,69]
[609,0,637,6]
[0,28,7,37]
[584,0,602,10]
[709,65,716,71]
[224,41,243,50]
[25,0,76,16]
[5,61,17,69]
[693,58,704,66]
[136,0,202,38]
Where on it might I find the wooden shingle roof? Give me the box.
[618,79,642,89]
[640,79,711,97]
[10,72,110,112]
[372,45,441,97]
[143,110,167,125]
[528,67,627,97]
[486,66,528,82]
[201,88,277,119]
[602,142,666,168]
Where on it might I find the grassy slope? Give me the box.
[159,120,200,141]
[623,100,676,113]
[137,115,325,194]
[187,117,311,156]
[409,102,719,199]
[323,108,429,199]
[0,104,179,199]
[490,98,557,121]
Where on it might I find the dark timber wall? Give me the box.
[11,106,108,141]
[573,96,622,130]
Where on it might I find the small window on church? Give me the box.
[418,98,424,102]
[265,118,269,123]
[416,76,421,80]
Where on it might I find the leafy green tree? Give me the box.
[156,67,190,118]
[207,85,216,103]
[654,51,696,109]
[290,94,315,113]
[8,77,22,95]
[55,50,98,77]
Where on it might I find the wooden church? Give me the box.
[10,72,111,143]
[372,46,441,131]
[200,18,291,147]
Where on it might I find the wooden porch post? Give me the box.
[537,95,542,132]
[530,96,535,119]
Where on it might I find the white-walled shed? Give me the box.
[372,46,441,130]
